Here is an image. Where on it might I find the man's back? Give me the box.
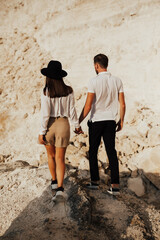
[88,71,123,122]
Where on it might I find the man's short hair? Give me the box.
[94,54,108,68]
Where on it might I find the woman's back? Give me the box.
[41,91,76,119]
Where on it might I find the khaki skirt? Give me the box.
[44,117,70,147]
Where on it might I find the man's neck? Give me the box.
[98,68,107,73]
[97,69,107,74]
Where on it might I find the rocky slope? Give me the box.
[0,0,160,239]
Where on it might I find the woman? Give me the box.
[38,60,82,200]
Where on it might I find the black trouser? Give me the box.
[88,120,119,184]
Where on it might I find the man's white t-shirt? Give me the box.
[88,71,124,122]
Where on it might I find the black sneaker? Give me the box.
[52,187,65,201]
[107,187,120,195]
[51,179,58,190]
[86,181,99,190]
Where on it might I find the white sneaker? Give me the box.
[107,187,120,196]
[52,187,65,201]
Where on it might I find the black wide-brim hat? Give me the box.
[41,60,67,79]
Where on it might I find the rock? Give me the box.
[69,169,77,174]
[23,113,28,119]
[31,160,39,167]
[131,169,138,178]
[121,128,148,147]
[32,105,36,114]
[0,160,31,173]
[98,150,109,164]
[131,147,160,189]
[131,214,145,227]
[119,163,131,177]
[14,160,30,167]
[67,144,79,155]
[148,126,160,146]
[74,140,87,149]
[136,120,150,138]
[39,152,48,165]
[99,170,110,184]
[0,155,5,163]
[0,154,12,163]
[128,177,145,197]
[127,162,138,178]
[78,157,89,170]
[67,154,79,167]
[77,169,89,179]
[98,160,102,168]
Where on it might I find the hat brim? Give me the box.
[41,68,67,79]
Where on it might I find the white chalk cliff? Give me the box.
[0,1,160,239]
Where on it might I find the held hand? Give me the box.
[116,120,123,132]
[38,135,46,145]
[74,126,84,134]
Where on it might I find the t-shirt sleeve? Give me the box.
[117,78,124,93]
[88,79,95,93]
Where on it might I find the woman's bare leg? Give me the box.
[55,147,66,188]
[45,145,56,180]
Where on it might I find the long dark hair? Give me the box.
[43,77,73,98]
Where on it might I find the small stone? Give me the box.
[104,175,111,185]
[148,126,160,146]
[119,163,131,177]
[69,169,77,174]
[131,214,145,227]
[23,113,28,119]
[128,163,138,178]
[0,155,5,163]
[136,121,150,137]
[78,157,89,170]
[98,160,102,168]
[0,185,4,190]
[98,150,109,164]
[44,218,49,223]
[31,160,39,167]
[128,177,145,197]
[32,105,36,114]
[67,144,79,155]
[131,169,138,178]
[39,152,48,165]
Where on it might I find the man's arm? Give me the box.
[116,92,126,131]
[79,92,95,124]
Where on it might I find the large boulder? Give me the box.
[147,126,160,146]
[131,147,160,189]
[128,177,145,197]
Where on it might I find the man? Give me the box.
[79,54,126,195]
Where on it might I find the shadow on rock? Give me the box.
[0,165,160,240]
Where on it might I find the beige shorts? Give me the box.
[45,117,70,147]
